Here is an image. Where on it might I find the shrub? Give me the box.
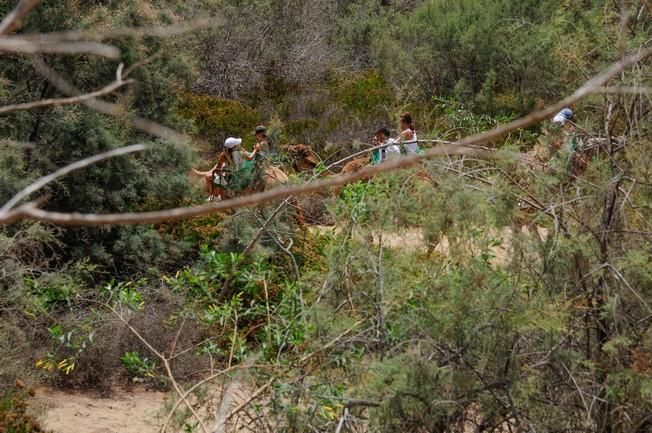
[0,385,47,433]
[177,93,261,150]
[331,71,394,123]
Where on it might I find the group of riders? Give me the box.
[203,108,576,201]
[203,113,422,201]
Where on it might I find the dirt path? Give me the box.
[309,224,547,265]
[34,387,167,433]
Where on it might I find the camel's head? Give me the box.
[285,144,320,172]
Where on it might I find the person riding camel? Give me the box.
[371,126,400,165]
[397,112,420,155]
[254,125,271,157]
[204,137,258,201]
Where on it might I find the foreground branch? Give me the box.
[17,16,225,42]
[0,38,120,58]
[0,76,133,115]
[0,144,485,225]
[31,56,187,144]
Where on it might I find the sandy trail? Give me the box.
[309,224,547,265]
[34,387,167,433]
[34,381,253,433]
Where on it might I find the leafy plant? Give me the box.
[120,351,158,380]
[36,323,95,376]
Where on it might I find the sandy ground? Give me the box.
[34,387,167,433]
[309,224,548,265]
[34,380,253,433]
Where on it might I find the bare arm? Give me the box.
[399,129,414,141]
[241,148,258,161]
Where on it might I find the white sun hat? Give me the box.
[224,137,242,149]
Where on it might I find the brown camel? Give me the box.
[193,164,289,199]
[285,143,382,179]
[340,156,373,179]
[285,144,320,173]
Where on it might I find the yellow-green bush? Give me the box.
[330,70,394,122]
[177,93,261,149]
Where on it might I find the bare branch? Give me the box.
[0,144,147,213]
[0,38,120,58]
[0,76,133,115]
[0,144,486,225]
[107,304,209,433]
[160,363,271,433]
[0,0,40,35]
[224,377,275,422]
[0,139,35,149]
[242,199,292,257]
[18,16,225,42]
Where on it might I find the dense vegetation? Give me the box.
[0,0,651,432]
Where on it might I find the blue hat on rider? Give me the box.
[552,108,573,125]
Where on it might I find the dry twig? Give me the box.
[107,304,210,433]
[0,76,133,115]
[0,0,40,35]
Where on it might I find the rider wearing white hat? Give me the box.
[224,137,242,150]
[225,137,257,173]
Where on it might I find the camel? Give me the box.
[340,156,372,177]
[285,144,320,173]
[285,144,373,177]
[192,164,288,199]
[193,163,306,226]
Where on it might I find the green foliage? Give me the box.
[177,93,260,149]
[23,259,96,313]
[120,351,158,380]
[284,119,321,144]
[103,279,146,311]
[36,322,96,376]
[331,71,394,122]
[0,142,30,204]
[372,0,563,114]
[1,2,651,432]
[0,0,197,275]
[168,249,265,301]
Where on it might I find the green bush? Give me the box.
[331,71,394,122]
[177,93,261,150]
[120,351,158,380]
[372,0,563,114]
